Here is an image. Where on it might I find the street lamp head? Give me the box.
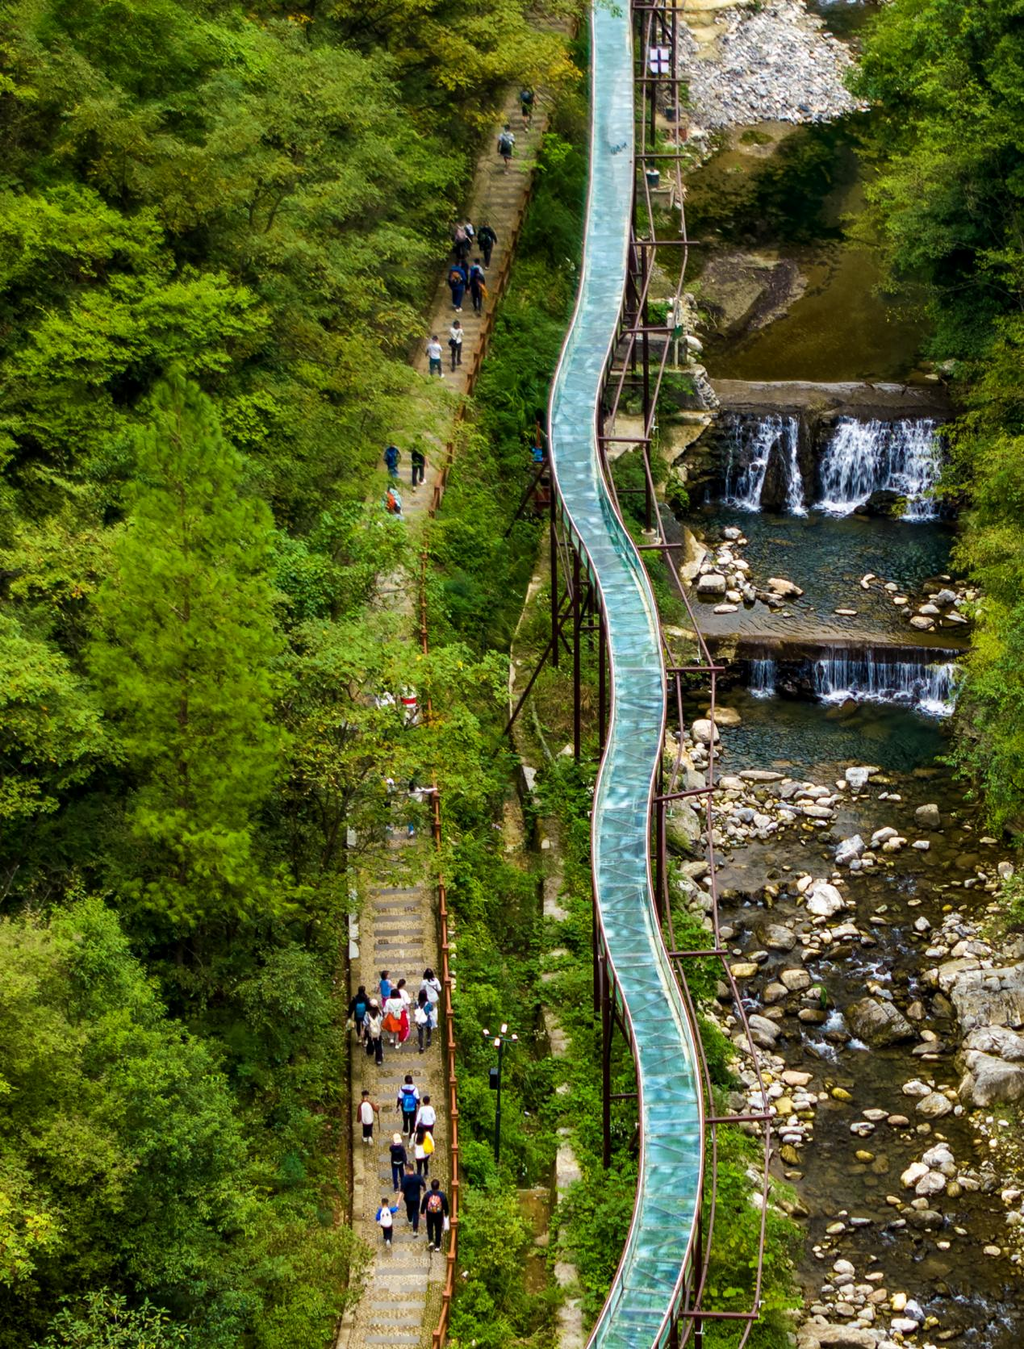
[511,1034,519,1042]
[500,1022,508,1034]
[493,1037,501,1048]
[482,1028,489,1037]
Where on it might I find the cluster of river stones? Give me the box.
[664,727,1024,1344]
[689,526,975,635]
[690,524,803,613]
[680,1,866,133]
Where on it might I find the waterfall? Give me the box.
[784,424,807,515]
[811,648,958,716]
[816,418,941,519]
[722,415,802,512]
[749,658,777,698]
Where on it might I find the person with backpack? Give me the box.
[421,968,443,1005]
[414,1094,436,1136]
[447,262,467,312]
[519,87,535,124]
[477,222,497,268]
[497,124,515,171]
[383,485,402,516]
[415,988,434,1052]
[383,988,405,1048]
[413,1121,434,1177]
[389,1132,408,1191]
[400,1162,427,1236]
[383,444,400,478]
[411,444,426,487]
[365,1003,384,1064]
[452,221,470,264]
[421,1179,449,1251]
[426,333,444,377]
[357,1090,380,1144]
[376,1196,400,1248]
[349,985,370,1040]
[468,260,487,315]
[397,1074,420,1135]
[448,320,463,371]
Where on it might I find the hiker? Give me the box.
[383,443,400,478]
[468,259,486,315]
[414,1094,436,1137]
[383,485,402,516]
[447,261,467,312]
[413,1122,434,1178]
[477,222,497,267]
[365,1003,384,1064]
[421,968,442,1005]
[389,1133,408,1191]
[376,1196,399,1247]
[452,220,471,264]
[348,985,370,1040]
[357,1090,380,1144]
[421,1179,450,1252]
[398,1074,420,1136]
[379,970,392,1005]
[520,87,535,124]
[497,124,515,171]
[383,988,405,1047]
[400,1162,427,1235]
[395,978,412,1044]
[415,987,435,1052]
[411,444,426,488]
[426,333,444,377]
[448,320,463,370]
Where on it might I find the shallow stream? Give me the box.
[681,44,1024,1340]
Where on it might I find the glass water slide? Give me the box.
[547,4,704,1347]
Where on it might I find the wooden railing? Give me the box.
[418,172,536,1349]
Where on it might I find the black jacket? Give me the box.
[400,1172,427,1206]
[420,1188,449,1217]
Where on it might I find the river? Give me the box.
[671,3,1024,1341]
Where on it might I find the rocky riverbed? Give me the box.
[681,1,866,133]
[666,715,1024,1345]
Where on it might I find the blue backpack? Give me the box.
[401,1086,418,1112]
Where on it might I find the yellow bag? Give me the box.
[422,1130,435,1156]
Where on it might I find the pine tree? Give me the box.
[91,369,286,931]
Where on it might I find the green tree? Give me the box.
[0,898,249,1344]
[34,1290,195,1348]
[90,370,285,931]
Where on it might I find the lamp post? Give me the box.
[482,1024,518,1163]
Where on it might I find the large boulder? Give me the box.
[805,881,845,918]
[915,802,941,829]
[938,961,1024,1033]
[766,576,804,598]
[696,572,726,595]
[666,802,703,857]
[796,1324,884,1349]
[690,718,720,746]
[958,1025,1024,1106]
[853,488,902,518]
[846,997,916,1046]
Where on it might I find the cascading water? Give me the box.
[749,657,777,698]
[811,647,958,715]
[722,414,804,512]
[816,418,941,519]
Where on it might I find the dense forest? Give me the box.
[0,0,572,1342]
[853,0,1024,834]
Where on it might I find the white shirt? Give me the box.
[416,1103,436,1130]
[378,1206,393,1228]
[359,1101,375,1124]
[426,339,442,361]
[449,325,463,346]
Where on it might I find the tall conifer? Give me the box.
[91,369,285,930]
